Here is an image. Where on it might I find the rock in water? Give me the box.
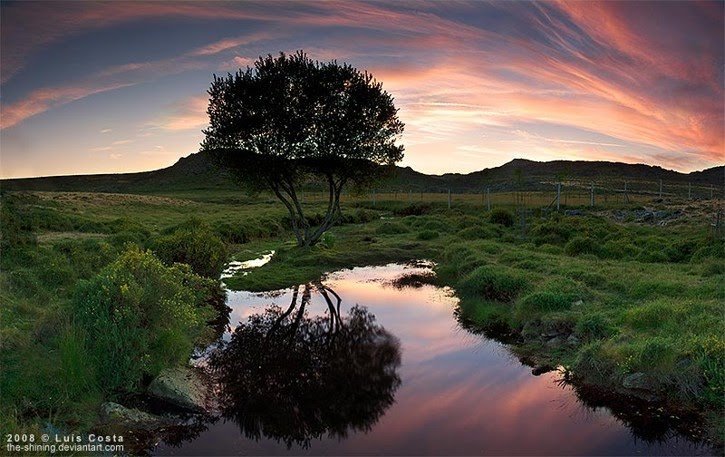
[148,367,208,413]
[100,402,169,430]
[531,364,555,376]
[622,372,655,391]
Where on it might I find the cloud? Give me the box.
[1,1,722,173]
[151,95,208,131]
[1,81,134,129]
[0,32,266,130]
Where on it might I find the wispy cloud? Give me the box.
[1,1,722,175]
[0,32,266,130]
[150,95,208,131]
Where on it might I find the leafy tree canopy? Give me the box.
[202,51,404,246]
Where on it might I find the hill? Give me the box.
[1,151,722,195]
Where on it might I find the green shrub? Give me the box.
[457,266,528,302]
[375,222,409,235]
[599,240,639,259]
[214,221,249,244]
[489,208,514,227]
[515,291,575,317]
[457,226,497,240]
[635,337,677,372]
[530,218,575,245]
[623,300,679,331]
[635,250,669,263]
[321,231,336,248]
[72,247,215,394]
[690,241,725,261]
[417,230,439,241]
[393,203,431,216]
[695,335,725,405]
[696,258,725,277]
[0,196,36,249]
[153,219,228,278]
[564,236,598,256]
[419,219,449,232]
[575,313,615,341]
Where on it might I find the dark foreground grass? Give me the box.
[1,190,723,445]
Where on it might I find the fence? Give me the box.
[294,178,723,210]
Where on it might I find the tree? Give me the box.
[202,51,404,247]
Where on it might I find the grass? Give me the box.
[1,189,723,445]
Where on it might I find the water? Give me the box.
[154,263,714,456]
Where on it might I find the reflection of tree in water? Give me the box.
[210,282,402,449]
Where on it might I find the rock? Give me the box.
[99,402,170,430]
[546,336,564,347]
[622,372,656,391]
[572,299,584,307]
[531,364,555,376]
[566,335,580,345]
[148,367,208,413]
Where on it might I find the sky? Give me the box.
[1,1,723,179]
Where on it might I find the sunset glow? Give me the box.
[1,1,723,178]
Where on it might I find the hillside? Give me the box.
[1,151,722,195]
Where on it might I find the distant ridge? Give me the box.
[1,151,722,194]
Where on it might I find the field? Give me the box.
[1,188,723,446]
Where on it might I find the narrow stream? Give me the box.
[154,262,714,456]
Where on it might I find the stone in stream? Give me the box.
[531,364,555,376]
[545,336,564,347]
[622,372,656,391]
[147,367,209,413]
[99,402,171,430]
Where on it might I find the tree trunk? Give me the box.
[270,176,344,247]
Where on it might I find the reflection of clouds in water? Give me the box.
[163,262,712,456]
[220,250,275,279]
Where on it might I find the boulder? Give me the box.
[622,372,656,391]
[99,402,170,430]
[531,364,555,376]
[546,336,564,348]
[148,367,208,413]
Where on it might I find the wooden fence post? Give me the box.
[556,183,561,211]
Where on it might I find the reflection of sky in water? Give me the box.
[158,263,712,456]
[220,250,275,279]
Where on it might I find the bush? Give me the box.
[515,291,575,317]
[214,221,249,244]
[0,196,36,249]
[575,313,615,341]
[623,300,679,331]
[321,231,336,248]
[564,236,599,256]
[375,222,409,235]
[417,230,439,241]
[457,226,497,240]
[393,203,432,216]
[72,247,215,393]
[457,266,528,302]
[489,208,514,227]
[153,219,228,278]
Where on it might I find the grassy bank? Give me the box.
[225,199,724,443]
[1,190,723,445]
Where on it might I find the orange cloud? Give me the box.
[152,95,209,131]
